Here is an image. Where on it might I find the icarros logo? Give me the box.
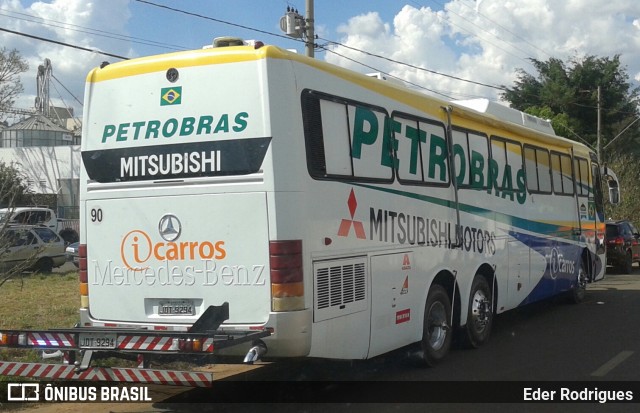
[548,247,575,279]
[120,214,226,271]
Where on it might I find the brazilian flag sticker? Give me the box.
[161,86,182,106]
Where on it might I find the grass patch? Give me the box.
[0,271,80,330]
[0,270,80,364]
[0,270,81,406]
[0,269,205,393]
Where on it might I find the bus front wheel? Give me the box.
[420,284,452,366]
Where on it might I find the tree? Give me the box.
[0,161,32,208]
[0,161,37,287]
[501,55,640,156]
[603,154,640,225]
[0,47,29,122]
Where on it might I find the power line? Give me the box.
[51,74,83,107]
[0,9,187,52]
[320,37,506,91]
[412,0,535,67]
[135,0,502,94]
[133,0,305,45]
[0,26,129,60]
[447,0,553,59]
[318,45,455,99]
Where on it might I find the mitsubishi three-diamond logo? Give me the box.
[337,189,366,239]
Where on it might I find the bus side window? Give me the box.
[489,136,523,196]
[574,157,590,197]
[550,151,574,196]
[523,145,552,194]
[302,90,393,183]
[392,111,449,187]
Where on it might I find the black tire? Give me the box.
[462,275,493,348]
[420,285,452,366]
[35,257,54,273]
[620,251,633,274]
[568,268,587,304]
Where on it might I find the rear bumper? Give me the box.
[606,247,629,266]
[80,308,312,358]
[219,309,312,358]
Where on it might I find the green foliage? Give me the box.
[524,106,575,140]
[604,154,640,226]
[0,161,32,208]
[502,55,640,154]
[0,47,28,122]
[0,161,38,287]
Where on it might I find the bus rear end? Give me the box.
[79,42,311,358]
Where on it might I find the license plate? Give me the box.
[159,300,195,316]
[79,332,117,349]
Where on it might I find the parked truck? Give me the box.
[0,207,79,244]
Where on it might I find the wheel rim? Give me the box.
[577,269,587,290]
[470,289,491,333]
[427,301,448,350]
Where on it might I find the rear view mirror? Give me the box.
[609,186,620,205]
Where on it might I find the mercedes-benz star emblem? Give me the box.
[158,214,181,242]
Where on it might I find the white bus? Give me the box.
[0,37,620,385]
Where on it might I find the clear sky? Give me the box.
[2,0,640,121]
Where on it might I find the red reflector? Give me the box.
[271,267,302,283]
[269,240,302,255]
[79,244,88,283]
[270,254,302,269]
[269,240,302,283]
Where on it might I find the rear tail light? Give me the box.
[79,244,89,308]
[607,236,625,246]
[175,338,212,353]
[270,240,304,312]
[0,332,27,346]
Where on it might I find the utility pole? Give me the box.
[305,0,314,58]
[280,1,315,58]
[597,85,602,163]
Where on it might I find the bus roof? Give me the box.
[86,41,592,155]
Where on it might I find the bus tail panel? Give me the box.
[84,192,271,325]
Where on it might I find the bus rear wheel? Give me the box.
[462,275,493,348]
[420,284,452,366]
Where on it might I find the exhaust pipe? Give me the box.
[41,350,63,359]
[243,340,267,364]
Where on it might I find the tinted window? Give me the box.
[302,90,394,183]
[33,227,60,243]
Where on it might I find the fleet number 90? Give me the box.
[91,208,103,222]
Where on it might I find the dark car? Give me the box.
[606,220,640,274]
